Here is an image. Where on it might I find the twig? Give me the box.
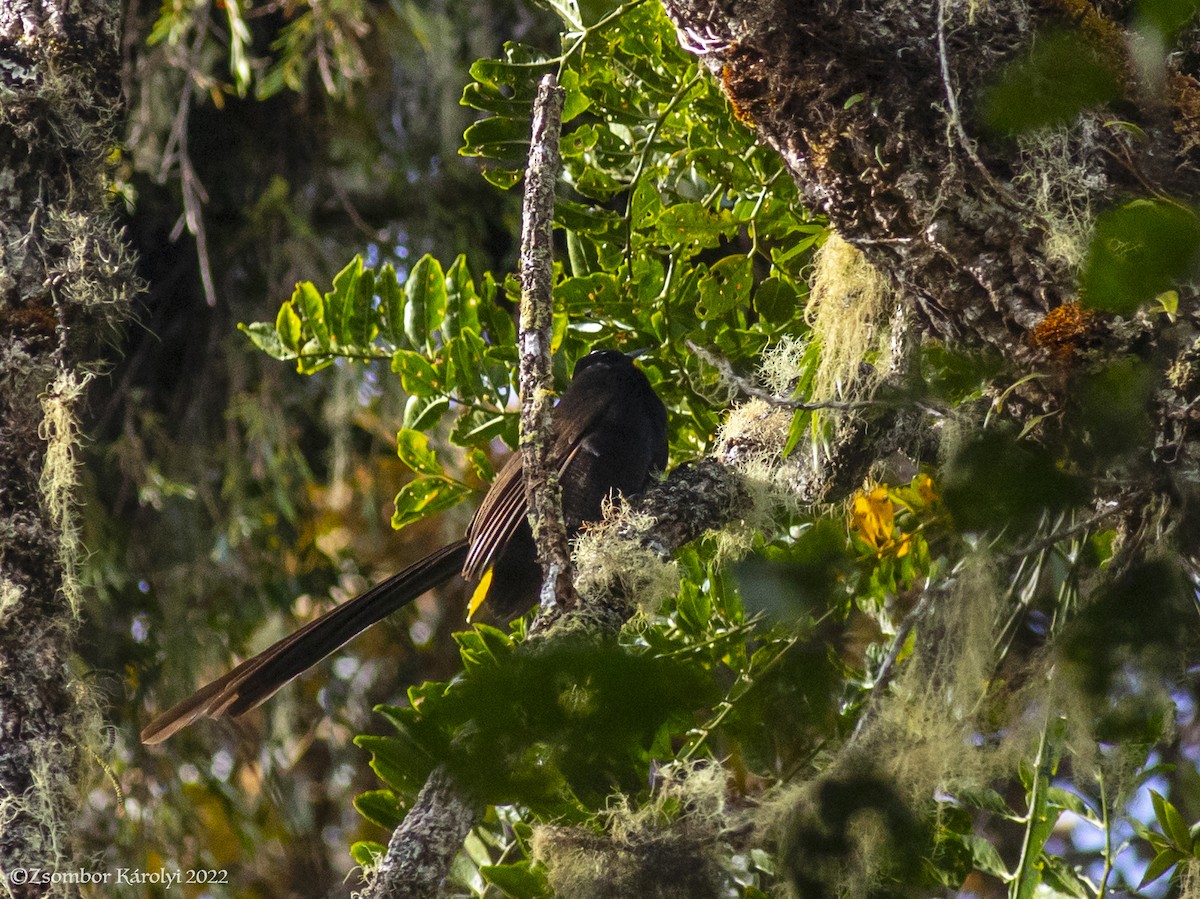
[160,3,218,307]
[517,74,574,613]
[685,340,897,412]
[361,74,570,899]
[935,0,1007,197]
[1002,497,1134,559]
[849,587,935,742]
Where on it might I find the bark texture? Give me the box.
[661,0,1200,539]
[517,74,574,614]
[0,0,134,891]
[363,765,483,899]
[664,0,1157,355]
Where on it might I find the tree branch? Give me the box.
[517,74,573,614]
[365,73,576,899]
[361,766,482,899]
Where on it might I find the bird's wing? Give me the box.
[461,386,605,582]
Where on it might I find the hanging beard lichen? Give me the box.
[805,234,892,404]
[757,558,1040,897]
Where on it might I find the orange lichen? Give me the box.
[1029,301,1096,357]
[720,43,770,126]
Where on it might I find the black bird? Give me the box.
[141,350,668,744]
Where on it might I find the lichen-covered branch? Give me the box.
[0,0,135,891]
[659,0,1199,366]
[517,74,573,613]
[659,0,1200,563]
[361,766,482,899]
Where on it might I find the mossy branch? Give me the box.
[517,73,574,614]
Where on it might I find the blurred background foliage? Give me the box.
[86,0,1200,896]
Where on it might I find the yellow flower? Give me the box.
[915,473,937,506]
[851,484,913,558]
[851,486,895,552]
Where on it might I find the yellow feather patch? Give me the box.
[467,567,493,621]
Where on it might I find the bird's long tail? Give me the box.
[140,539,469,744]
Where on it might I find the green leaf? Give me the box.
[697,256,753,318]
[948,785,1014,817]
[1139,846,1186,888]
[1081,200,1200,314]
[327,255,371,347]
[557,272,621,313]
[445,331,488,400]
[675,588,711,634]
[378,263,409,348]
[467,446,495,482]
[451,408,515,447]
[481,167,523,190]
[1137,0,1200,41]
[1046,786,1091,817]
[240,321,294,360]
[560,67,591,122]
[480,861,551,898]
[753,276,800,324]
[940,430,1085,532]
[656,203,737,251]
[1075,356,1154,458]
[274,301,302,353]
[295,280,330,348]
[400,639,717,812]
[395,429,442,476]
[350,841,387,868]
[962,833,1009,878]
[630,178,662,226]
[555,198,621,236]
[391,476,471,530]
[456,624,514,675]
[346,264,375,347]
[443,255,481,340]
[403,395,450,432]
[1041,855,1090,898]
[981,30,1121,134]
[461,115,531,164]
[355,732,436,797]
[566,229,597,277]
[782,408,811,458]
[405,255,447,350]
[461,81,536,117]
[1152,790,1194,850]
[391,349,441,397]
[353,790,405,830]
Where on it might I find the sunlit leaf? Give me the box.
[391,476,471,530]
[395,429,443,476]
[353,790,404,830]
[405,255,446,350]
[391,349,440,397]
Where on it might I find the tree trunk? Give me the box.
[0,0,134,892]
[661,0,1200,542]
